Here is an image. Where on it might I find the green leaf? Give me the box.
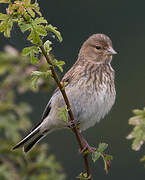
[97,143,108,153]
[31,70,52,89]
[33,3,42,16]
[92,151,101,162]
[0,0,10,3]
[22,46,39,63]
[0,19,13,37]
[0,13,8,20]
[27,30,33,40]
[33,17,47,25]
[19,22,32,32]
[27,7,35,18]
[24,0,31,6]
[127,107,145,151]
[26,29,42,45]
[91,143,113,173]
[22,47,33,56]
[92,143,108,162]
[132,109,145,115]
[101,154,113,174]
[32,31,42,45]
[44,40,52,53]
[30,51,39,64]
[53,59,65,72]
[128,115,143,125]
[31,76,39,89]
[35,25,47,36]
[5,20,13,37]
[22,46,38,56]
[31,70,52,78]
[0,21,5,32]
[57,106,69,123]
[45,24,63,42]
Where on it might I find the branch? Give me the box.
[40,45,92,180]
[0,0,113,178]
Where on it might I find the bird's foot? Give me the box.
[79,138,96,154]
[67,119,80,129]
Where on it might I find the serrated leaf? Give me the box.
[128,116,143,125]
[35,25,47,36]
[30,52,39,64]
[31,76,39,89]
[27,30,33,40]
[22,47,32,56]
[97,143,108,153]
[33,4,42,16]
[0,21,5,32]
[32,31,42,45]
[27,7,35,18]
[45,24,63,42]
[31,70,52,78]
[3,19,13,37]
[57,106,69,123]
[19,22,32,32]
[44,40,52,53]
[33,17,47,25]
[31,71,42,76]
[54,59,65,72]
[132,109,144,115]
[101,154,113,174]
[127,107,145,151]
[92,143,113,173]
[92,151,101,162]
[22,46,38,56]
[31,70,52,89]
[24,0,31,6]
[131,130,144,151]
[27,29,42,45]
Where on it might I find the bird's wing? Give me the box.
[41,100,52,120]
[30,73,72,132]
[31,61,80,132]
[53,61,80,94]
[31,100,51,132]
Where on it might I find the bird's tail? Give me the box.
[12,125,48,153]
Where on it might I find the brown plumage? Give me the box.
[12,34,117,152]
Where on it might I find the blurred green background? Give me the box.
[0,0,145,179]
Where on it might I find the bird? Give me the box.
[12,34,117,153]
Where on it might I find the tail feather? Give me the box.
[23,134,44,153]
[12,125,46,153]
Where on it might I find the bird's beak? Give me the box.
[107,47,117,55]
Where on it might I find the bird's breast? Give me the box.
[68,70,116,131]
[49,65,115,131]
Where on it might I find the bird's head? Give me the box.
[79,34,117,63]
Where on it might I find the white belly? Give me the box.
[49,81,115,131]
[71,84,116,131]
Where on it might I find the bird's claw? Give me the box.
[67,119,80,129]
[80,144,96,154]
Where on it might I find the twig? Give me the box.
[40,45,92,180]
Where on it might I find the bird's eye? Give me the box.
[95,46,101,50]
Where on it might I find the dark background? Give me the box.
[0,0,145,179]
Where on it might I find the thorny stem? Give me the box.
[40,45,92,180]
